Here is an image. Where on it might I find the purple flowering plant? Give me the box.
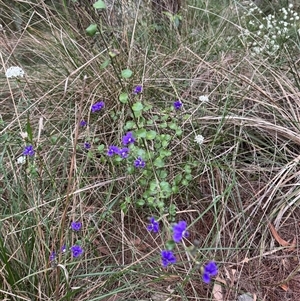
[84,142,91,150]
[107,145,120,156]
[134,157,146,168]
[23,145,35,156]
[147,217,159,233]
[119,147,130,158]
[71,245,83,258]
[172,221,189,243]
[173,100,182,110]
[202,261,218,283]
[133,85,142,94]
[80,120,87,127]
[71,221,82,231]
[161,250,176,267]
[91,101,105,113]
[122,132,136,145]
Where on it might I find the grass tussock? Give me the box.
[1,0,300,300]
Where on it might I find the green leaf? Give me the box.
[26,119,33,142]
[166,240,175,250]
[100,59,110,69]
[185,174,193,181]
[97,144,105,152]
[86,24,97,36]
[154,157,165,168]
[119,92,128,104]
[93,0,106,9]
[176,128,182,136]
[124,121,135,130]
[136,128,147,138]
[159,149,172,158]
[184,164,192,173]
[149,181,158,192]
[132,102,143,112]
[157,170,168,179]
[174,174,182,184]
[160,181,171,192]
[137,199,145,206]
[121,69,133,79]
[172,185,179,193]
[146,130,156,140]
[169,122,178,130]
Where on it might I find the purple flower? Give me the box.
[80,120,87,127]
[202,261,218,284]
[71,221,82,231]
[133,85,142,94]
[134,157,146,168]
[70,245,83,258]
[147,217,159,233]
[173,100,182,110]
[119,147,129,158]
[107,145,120,156]
[122,132,135,145]
[61,244,66,253]
[49,251,56,261]
[91,101,105,113]
[84,142,91,150]
[172,221,189,243]
[161,250,176,267]
[23,145,35,156]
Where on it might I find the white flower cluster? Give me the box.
[5,66,25,78]
[199,95,209,103]
[194,134,204,145]
[241,3,299,56]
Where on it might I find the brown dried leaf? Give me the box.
[279,283,289,292]
[268,223,296,251]
[212,282,223,301]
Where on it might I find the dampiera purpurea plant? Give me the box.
[147,217,159,233]
[23,145,35,156]
[80,120,87,127]
[71,245,83,258]
[91,101,105,113]
[84,142,91,150]
[119,147,130,158]
[161,250,176,267]
[173,100,182,110]
[122,132,136,145]
[71,221,82,231]
[133,85,142,94]
[172,221,189,243]
[107,145,120,156]
[202,261,218,284]
[134,156,146,168]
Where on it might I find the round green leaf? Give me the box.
[146,130,156,140]
[136,128,147,138]
[119,92,128,104]
[125,121,135,130]
[93,0,106,9]
[86,24,97,36]
[154,157,165,168]
[132,102,143,111]
[121,69,133,79]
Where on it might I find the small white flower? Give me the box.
[194,134,204,145]
[289,4,293,9]
[17,156,26,164]
[5,66,25,78]
[198,95,209,103]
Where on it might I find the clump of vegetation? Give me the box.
[1,0,300,300]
